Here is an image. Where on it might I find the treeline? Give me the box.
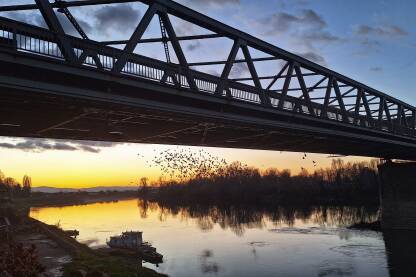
[139,159,380,205]
[0,170,32,198]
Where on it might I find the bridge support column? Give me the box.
[378,161,416,230]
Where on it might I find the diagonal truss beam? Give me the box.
[113,3,159,73]
[266,62,289,90]
[216,39,242,96]
[332,79,349,122]
[278,62,294,109]
[241,44,270,106]
[34,0,77,63]
[159,11,198,91]
[294,65,315,115]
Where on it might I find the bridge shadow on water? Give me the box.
[383,230,416,277]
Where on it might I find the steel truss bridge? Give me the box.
[0,0,415,159]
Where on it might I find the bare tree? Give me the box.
[22,175,32,197]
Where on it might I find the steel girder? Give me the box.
[0,0,415,140]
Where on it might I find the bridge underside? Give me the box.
[0,51,415,159]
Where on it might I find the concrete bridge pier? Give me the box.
[378,161,416,230]
[379,161,416,276]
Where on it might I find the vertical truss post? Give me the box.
[320,76,333,118]
[241,44,270,106]
[278,62,294,109]
[159,12,198,91]
[35,0,77,63]
[216,39,242,96]
[294,65,315,115]
[113,3,159,73]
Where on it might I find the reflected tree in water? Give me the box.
[137,200,379,236]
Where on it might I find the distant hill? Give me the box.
[32,186,139,193]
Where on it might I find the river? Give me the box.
[30,199,393,277]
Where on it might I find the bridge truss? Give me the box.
[0,0,415,158]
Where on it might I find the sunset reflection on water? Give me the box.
[30,199,388,277]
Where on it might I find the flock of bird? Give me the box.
[138,149,319,180]
[302,152,318,168]
[141,148,228,180]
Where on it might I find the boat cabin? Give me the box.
[107,231,143,249]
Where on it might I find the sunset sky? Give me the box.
[0,0,414,188]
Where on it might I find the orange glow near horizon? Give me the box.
[0,141,372,189]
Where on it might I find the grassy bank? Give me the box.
[1,200,166,277]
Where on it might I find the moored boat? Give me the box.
[107,231,163,263]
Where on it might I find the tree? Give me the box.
[22,175,32,197]
[0,170,6,194]
[139,177,149,194]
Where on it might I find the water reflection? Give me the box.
[137,199,380,236]
[30,200,391,277]
[199,250,220,275]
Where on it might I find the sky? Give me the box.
[0,0,414,188]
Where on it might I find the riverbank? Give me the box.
[1,198,167,277]
[29,191,139,207]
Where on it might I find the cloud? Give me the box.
[229,63,249,78]
[253,9,337,66]
[370,66,383,72]
[0,139,117,153]
[5,10,92,38]
[0,140,77,152]
[360,38,382,48]
[297,51,326,65]
[258,9,326,36]
[94,4,140,34]
[354,24,408,37]
[187,41,202,51]
[180,0,240,8]
[301,31,340,44]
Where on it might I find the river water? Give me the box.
[30,199,393,277]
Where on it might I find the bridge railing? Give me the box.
[0,0,415,140]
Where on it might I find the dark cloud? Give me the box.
[187,41,202,51]
[258,9,326,35]
[355,24,408,37]
[0,139,117,153]
[77,145,101,153]
[180,0,240,7]
[0,140,78,152]
[253,9,336,66]
[5,10,92,38]
[301,31,340,44]
[58,14,93,37]
[94,4,140,34]
[360,38,382,48]
[297,51,326,65]
[370,66,383,72]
